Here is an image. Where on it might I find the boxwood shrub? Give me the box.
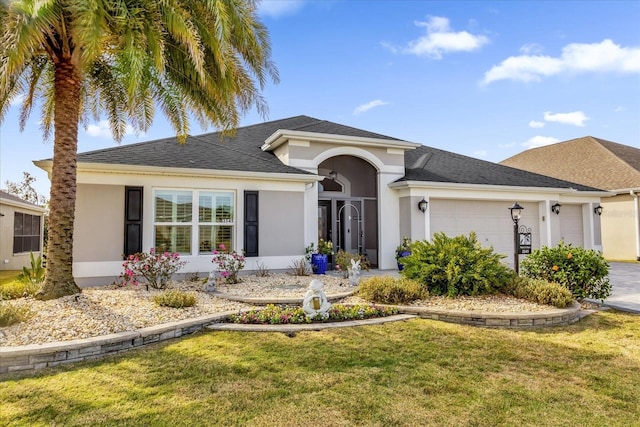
[401,232,514,297]
[357,276,427,305]
[504,276,574,308]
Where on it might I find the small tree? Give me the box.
[521,241,611,302]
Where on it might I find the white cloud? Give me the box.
[522,136,560,149]
[85,120,136,138]
[483,39,640,84]
[258,0,305,18]
[543,111,589,127]
[9,93,26,106]
[519,43,543,55]
[390,16,489,59]
[529,120,545,128]
[353,100,388,115]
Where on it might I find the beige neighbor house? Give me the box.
[501,136,640,261]
[35,116,608,286]
[0,190,45,271]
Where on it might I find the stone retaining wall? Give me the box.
[397,302,583,328]
[1,303,584,374]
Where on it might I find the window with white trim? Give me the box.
[153,189,235,255]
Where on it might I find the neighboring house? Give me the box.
[501,136,640,261]
[35,116,607,285]
[0,190,45,271]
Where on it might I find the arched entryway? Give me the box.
[317,155,379,267]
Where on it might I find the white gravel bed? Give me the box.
[1,273,558,348]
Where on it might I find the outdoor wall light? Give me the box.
[418,198,428,213]
[594,204,603,216]
[551,202,561,215]
[328,170,338,180]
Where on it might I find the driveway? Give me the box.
[598,262,640,313]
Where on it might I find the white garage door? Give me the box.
[559,204,584,247]
[430,199,539,267]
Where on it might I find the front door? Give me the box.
[319,199,364,257]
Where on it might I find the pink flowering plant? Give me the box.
[121,248,187,290]
[211,244,246,284]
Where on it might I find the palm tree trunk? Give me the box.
[38,58,82,299]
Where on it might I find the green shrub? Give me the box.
[0,280,41,299]
[229,303,398,324]
[0,302,32,327]
[505,276,574,308]
[521,241,611,301]
[357,276,427,304]
[16,252,45,284]
[401,232,514,297]
[153,290,197,308]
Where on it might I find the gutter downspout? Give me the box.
[632,190,640,261]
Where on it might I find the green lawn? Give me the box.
[1,310,639,426]
[0,270,20,286]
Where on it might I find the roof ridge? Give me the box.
[593,137,640,173]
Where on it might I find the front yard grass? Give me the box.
[1,309,639,426]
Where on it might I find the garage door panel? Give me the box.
[430,199,539,261]
[559,204,583,247]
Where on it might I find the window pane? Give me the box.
[155,190,192,222]
[13,236,23,254]
[23,214,33,235]
[199,225,233,254]
[154,225,191,254]
[32,215,41,235]
[199,193,213,222]
[215,194,233,223]
[29,236,40,252]
[14,212,23,235]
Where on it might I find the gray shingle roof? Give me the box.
[73,115,399,174]
[60,115,600,192]
[0,190,43,208]
[400,145,601,191]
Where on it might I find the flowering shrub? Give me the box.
[122,249,187,290]
[305,239,334,257]
[229,303,398,324]
[521,241,611,301]
[212,244,246,284]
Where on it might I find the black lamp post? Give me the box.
[509,202,524,274]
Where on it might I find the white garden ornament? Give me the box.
[302,279,332,319]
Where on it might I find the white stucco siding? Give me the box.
[559,204,584,247]
[430,199,540,267]
[74,184,124,262]
[0,200,45,271]
[259,191,304,257]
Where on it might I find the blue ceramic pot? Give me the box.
[311,253,328,275]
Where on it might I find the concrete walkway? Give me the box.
[597,262,640,313]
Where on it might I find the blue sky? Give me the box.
[1,0,639,197]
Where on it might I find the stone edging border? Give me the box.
[0,301,584,374]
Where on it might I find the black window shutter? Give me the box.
[244,191,258,257]
[124,187,143,257]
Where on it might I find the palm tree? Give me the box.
[0,0,278,299]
